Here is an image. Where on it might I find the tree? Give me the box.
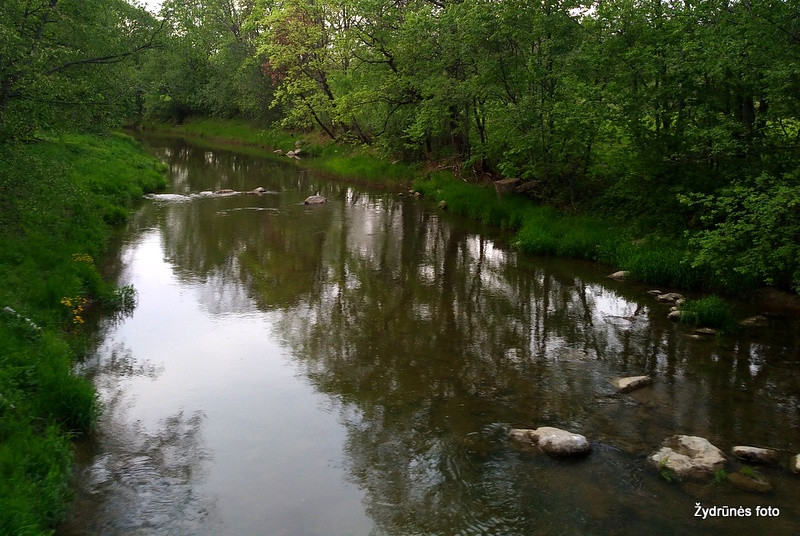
[0,0,163,140]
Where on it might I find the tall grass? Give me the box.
[0,132,166,534]
[679,296,738,332]
[414,173,708,290]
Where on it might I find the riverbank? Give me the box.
[140,118,418,188]
[143,118,789,329]
[0,132,166,534]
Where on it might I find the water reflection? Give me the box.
[64,137,800,535]
[62,342,214,535]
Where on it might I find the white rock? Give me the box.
[612,375,652,393]
[791,454,800,473]
[732,446,779,464]
[648,435,726,479]
[694,328,718,336]
[657,293,684,304]
[303,194,327,205]
[510,426,591,456]
[607,270,629,281]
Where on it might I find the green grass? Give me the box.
[147,118,418,188]
[679,296,738,332]
[413,173,708,291]
[149,117,297,150]
[0,132,166,534]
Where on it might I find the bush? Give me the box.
[680,171,800,292]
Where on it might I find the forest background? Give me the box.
[3,0,800,291]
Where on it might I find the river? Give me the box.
[59,135,800,535]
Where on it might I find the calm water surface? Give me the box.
[60,136,800,535]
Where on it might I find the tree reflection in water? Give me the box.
[62,343,216,535]
[69,138,800,535]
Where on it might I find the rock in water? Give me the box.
[144,193,191,202]
[303,194,327,205]
[667,310,682,322]
[694,328,718,336]
[648,435,725,479]
[732,446,779,464]
[728,472,773,493]
[509,426,591,456]
[607,270,629,281]
[739,315,769,327]
[657,292,684,304]
[791,454,800,473]
[612,375,652,393]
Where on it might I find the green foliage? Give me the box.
[713,469,729,484]
[135,0,274,124]
[738,466,763,480]
[681,172,800,292]
[0,132,166,533]
[657,457,678,483]
[679,296,738,333]
[414,173,706,290]
[141,0,800,294]
[155,117,297,150]
[156,117,419,187]
[0,0,163,140]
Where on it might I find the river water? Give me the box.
[59,135,800,535]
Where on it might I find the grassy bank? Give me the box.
[0,132,166,534]
[143,118,419,187]
[413,172,707,291]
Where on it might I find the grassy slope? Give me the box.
[144,118,419,188]
[0,132,166,534]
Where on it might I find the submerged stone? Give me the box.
[612,375,652,393]
[303,194,327,205]
[657,293,684,304]
[510,426,591,457]
[728,471,773,493]
[694,328,718,336]
[607,270,629,281]
[739,315,769,327]
[732,446,779,464]
[648,435,726,480]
